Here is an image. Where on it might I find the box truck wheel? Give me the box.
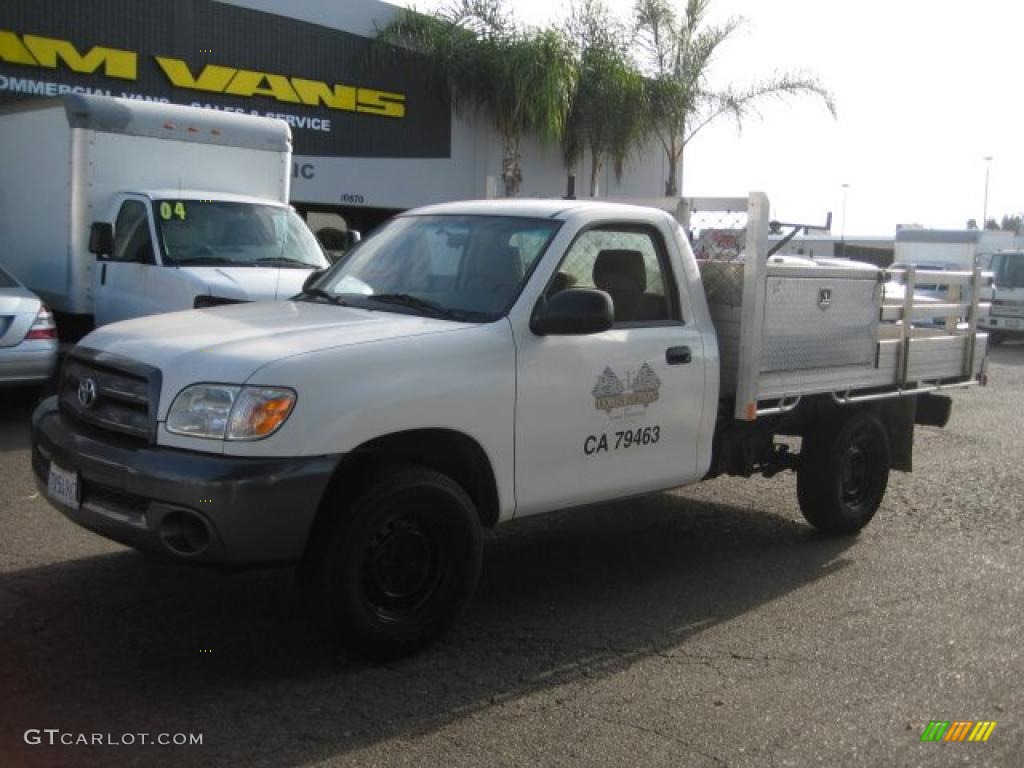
[797,411,890,535]
[304,465,482,660]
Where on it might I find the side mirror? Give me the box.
[531,288,614,336]
[302,268,326,293]
[89,222,114,257]
[316,228,361,256]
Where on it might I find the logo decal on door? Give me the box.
[592,363,661,415]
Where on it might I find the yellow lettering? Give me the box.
[23,34,135,79]
[0,30,39,66]
[225,70,301,103]
[156,57,236,92]
[291,78,356,111]
[356,89,406,119]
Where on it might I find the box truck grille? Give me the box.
[59,351,161,442]
[992,298,1024,317]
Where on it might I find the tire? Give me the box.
[797,411,891,536]
[303,465,482,660]
[988,331,1005,346]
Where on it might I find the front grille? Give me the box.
[59,350,161,442]
[992,298,1024,318]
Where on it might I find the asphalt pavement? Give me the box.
[1,345,1022,767]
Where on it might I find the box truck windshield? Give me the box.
[154,200,327,269]
[992,253,1024,288]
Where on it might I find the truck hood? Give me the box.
[79,301,471,416]
[184,266,317,301]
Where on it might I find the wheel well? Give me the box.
[315,429,500,531]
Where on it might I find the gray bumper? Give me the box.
[0,343,58,385]
[31,397,339,566]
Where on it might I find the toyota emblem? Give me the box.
[77,377,98,409]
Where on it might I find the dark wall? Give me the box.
[0,0,451,158]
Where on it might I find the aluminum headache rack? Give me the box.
[689,192,990,422]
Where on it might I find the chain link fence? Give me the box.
[690,207,749,309]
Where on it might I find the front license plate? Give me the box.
[47,462,80,509]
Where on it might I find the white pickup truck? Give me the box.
[32,194,989,658]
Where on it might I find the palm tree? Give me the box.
[376,1,576,197]
[561,0,649,197]
[634,0,836,196]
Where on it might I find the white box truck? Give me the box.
[32,193,989,658]
[0,95,328,339]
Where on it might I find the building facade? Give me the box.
[0,0,671,232]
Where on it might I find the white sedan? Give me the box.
[0,265,58,386]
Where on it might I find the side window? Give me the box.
[555,226,678,324]
[112,201,154,263]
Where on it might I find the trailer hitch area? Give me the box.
[759,442,800,478]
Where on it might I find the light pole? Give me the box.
[840,183,850,257]
[982,156,993,227]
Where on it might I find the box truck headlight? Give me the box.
[167,385,296,440]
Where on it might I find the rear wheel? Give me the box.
[797,411,890,535]
[988,331,1005,346]
[303,465,482,660]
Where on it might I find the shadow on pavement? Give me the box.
[987,341,1024,367]
[0,386,43,454]
[0,493,854,767]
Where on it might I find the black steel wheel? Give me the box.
[797,411,891,535]
[305,465,482,660]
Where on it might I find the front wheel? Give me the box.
[797,411,891,535]
[304,466,483,660]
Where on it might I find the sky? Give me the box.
[393,0,1021,236]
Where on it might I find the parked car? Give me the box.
[0,265,58,386]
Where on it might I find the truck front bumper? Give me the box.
[982,316,1024,336]
[31,396,339,566]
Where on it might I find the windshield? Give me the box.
[992,253,1024,289]
[314,215,560,321]
[153,200,327,269]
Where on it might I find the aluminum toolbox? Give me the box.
[760,268,881,372]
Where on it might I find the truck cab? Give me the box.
[981,251,1024,343]
[90,191,327,324]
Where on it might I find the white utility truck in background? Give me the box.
[32,193,989,658]
[0,95,327,340]
[981,250,1024,343]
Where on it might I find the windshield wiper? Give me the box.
[296,287,349,306]
[256,257,318,268]
[177,256,242,266]
[368,293,462,320]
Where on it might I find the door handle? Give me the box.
[101,263,107,286]
[666,346,691,365]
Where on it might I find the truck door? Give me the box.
[92,197,156,325]
[513,222,707,517]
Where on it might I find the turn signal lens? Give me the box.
[226,388,296,440]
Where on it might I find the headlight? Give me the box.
[167,385,296,440]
